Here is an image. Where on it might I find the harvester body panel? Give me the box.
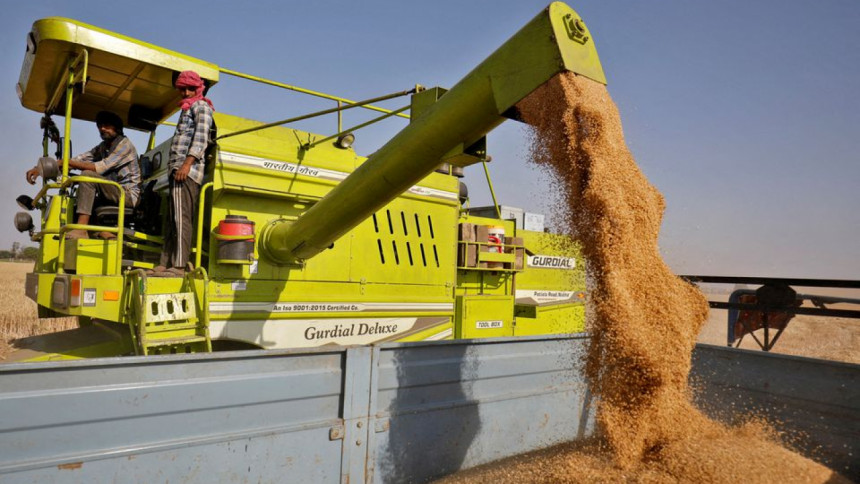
[13,4,599,359]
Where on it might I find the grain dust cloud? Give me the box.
[437,73,846,482]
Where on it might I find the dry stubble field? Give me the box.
[697,292,860,364]
[0,261,857,363]
[0,261,76,360]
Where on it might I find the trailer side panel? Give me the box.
[691,344,859,480]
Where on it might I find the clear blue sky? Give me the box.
[1,0,858,279]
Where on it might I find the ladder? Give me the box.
[125,269,212,355]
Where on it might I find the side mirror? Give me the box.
[14,212,34,234]
[38,156,59,181]
[16,195,35,211]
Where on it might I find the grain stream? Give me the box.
[437,73,847,483]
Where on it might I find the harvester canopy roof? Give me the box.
[17,17,219,131]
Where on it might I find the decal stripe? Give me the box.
[427,328,454,340]
[219,151,458,201]
[209,301,453,314]
[209,317,447,349]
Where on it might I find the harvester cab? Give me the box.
[13,2,604,361]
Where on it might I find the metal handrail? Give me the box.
[46,49,88,115]
[220,67,411,120]
[195,182,214,269]
[42,50,92,248]
[124,269,147,354]
[303,104,410,150]
[31,182,62,207]
[31,183,71,240]
[481,160,502,220]
[216,88,417,141]
[56,176,126,275]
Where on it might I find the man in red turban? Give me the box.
[152,70,214,276]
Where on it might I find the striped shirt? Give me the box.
[169,100,214,185]
[74,135,141,207]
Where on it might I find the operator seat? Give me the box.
[92,205,134,228]
[92,180,160,234]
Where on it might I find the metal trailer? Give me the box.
[0,335,595,483]
[0,336,856,482]
[691,344,859,480]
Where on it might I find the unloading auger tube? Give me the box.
[259,1,606,264]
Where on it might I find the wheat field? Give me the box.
[0,262,77,360]
[697,293,860,364]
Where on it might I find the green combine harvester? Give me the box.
[12,3,605,361]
